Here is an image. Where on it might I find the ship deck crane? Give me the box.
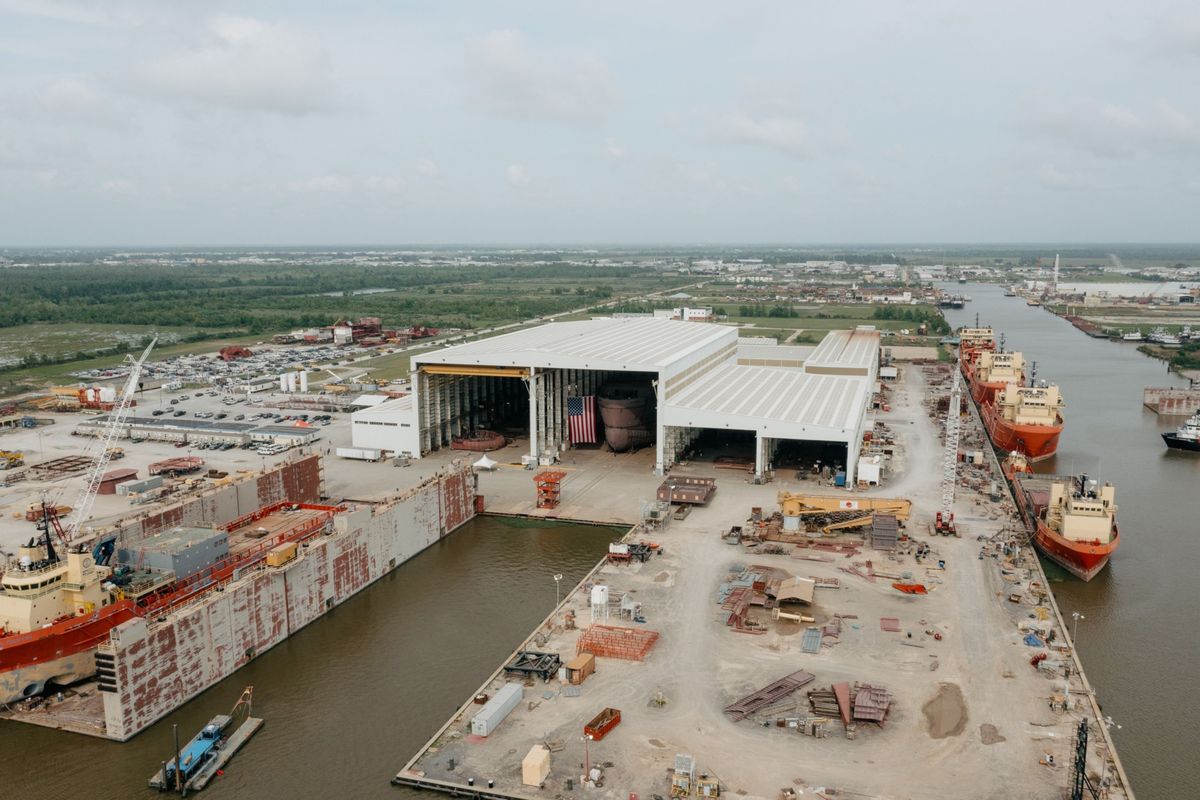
[42,340,157,555]
[936,367,962,536]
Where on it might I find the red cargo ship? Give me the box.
[957,327,995,370]
[981,382,1065,462]
[1014,474,1119,581]
[963,349,1027,406]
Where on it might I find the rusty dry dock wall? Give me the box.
[105,456,324,540]
[98,463,475,740]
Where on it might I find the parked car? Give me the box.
[173,410,186,417]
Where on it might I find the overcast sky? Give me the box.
[1,1,1198,246]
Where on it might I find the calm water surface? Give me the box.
[943,284,1198,797]
[1,516,617,799]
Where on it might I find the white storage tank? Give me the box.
[590,584,609,607]
[279,374,289,392]
[471,682,523,737]
[299,371,309,392]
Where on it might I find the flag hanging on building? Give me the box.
[567,395,598,444]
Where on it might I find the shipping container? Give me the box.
[565,652,595,685]
[116,475,164,496]
[336,447,383,462]
[471,682,522,736]
[266,542,297,567]
[522,745,551,786]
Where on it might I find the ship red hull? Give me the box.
[0,602,137,700]
[982,403,1062,462]
[1034,521,1119,582]
[970,379,1008,406]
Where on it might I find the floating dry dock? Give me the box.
[394,364,1134,800]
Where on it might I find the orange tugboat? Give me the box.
[963,349,1027,405]
[981,381,1065,462]
[1015,474,1119,581]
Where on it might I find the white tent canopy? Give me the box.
[473,454,498,471]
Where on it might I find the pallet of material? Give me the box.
[656,476,717,505]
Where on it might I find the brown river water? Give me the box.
[0,516,617,799]
[942,283,1197,798]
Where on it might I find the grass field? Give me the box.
[0,323,202,365]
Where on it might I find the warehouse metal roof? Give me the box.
[736,343,813,367]
[353,394,413,416]
[412,317,735,371]
[804,328,880,374]
[662,363,869,441]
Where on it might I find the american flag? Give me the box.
[567,395,597,444]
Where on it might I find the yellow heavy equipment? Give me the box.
[776,492,911,536]
[0,451,24,470]
[777,492,911,520]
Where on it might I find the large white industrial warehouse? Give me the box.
[351,317,879,483]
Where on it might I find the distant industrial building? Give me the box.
[351,317,879,483]
[77,416,322,447]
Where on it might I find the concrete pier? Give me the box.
[393,365,1134,799]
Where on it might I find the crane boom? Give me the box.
[939,367,962,533]
[65,338,156,543]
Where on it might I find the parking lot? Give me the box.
[68,340,417,390]
[0,385,358,551]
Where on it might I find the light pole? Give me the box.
[554,573,563,608]
[582,733,593,781]
[1071,611,1085,645]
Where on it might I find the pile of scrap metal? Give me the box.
[716,565,817,634]
[724,670,815,722]
[807,681,893,735]
[504,651,562,682]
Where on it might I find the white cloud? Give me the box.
[505,163,530,186]
[710,111,808,157]
[416,158,440,178]
[0,0,140,28]
[364,175,404,192]
[1034,164,1110,192]
[463,29,617,124]
[604,137,625,159]
[40,77,107,116]
[99,178,133,194]
[1020,94,1200,159]
[127,15,337,115]
[288,175,353,193]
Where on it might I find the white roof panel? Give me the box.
[412,317,735,372]
[804,329,880,372]
[353,394,413,416]
[349,393,391,407]
[663,364,868,441]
